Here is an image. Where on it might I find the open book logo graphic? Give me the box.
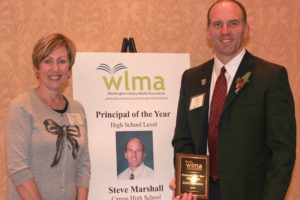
[97,63,127,74]
[96,63,165,91]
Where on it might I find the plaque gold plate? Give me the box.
[175,153,209,199]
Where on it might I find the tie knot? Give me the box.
[220,67,226,75]
[129,173,134,180]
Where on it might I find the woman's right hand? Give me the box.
[16,178,42,200]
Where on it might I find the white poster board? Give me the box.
[73,53,189,199]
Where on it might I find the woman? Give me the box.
[6,33,91,200]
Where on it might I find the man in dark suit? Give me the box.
[171,0,296,200]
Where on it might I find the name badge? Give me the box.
[189,93,205,110]
[67,113,84,125]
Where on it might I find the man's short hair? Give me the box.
[207,0,248,26]
[125,137,145,152]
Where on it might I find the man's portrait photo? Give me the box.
[116,131,154,180]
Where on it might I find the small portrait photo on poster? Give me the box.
[116,131,154,180]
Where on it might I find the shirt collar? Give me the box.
[213,48,246,80]
[130,162,145,176]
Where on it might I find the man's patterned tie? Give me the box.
[129,173,135,180]
[208,67,227,181]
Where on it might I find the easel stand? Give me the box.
[121,37,137,53]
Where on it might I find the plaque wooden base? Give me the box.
[175,153,209,199]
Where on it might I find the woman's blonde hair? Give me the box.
[32,33,76,69]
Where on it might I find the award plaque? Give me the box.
[175,153,209,199]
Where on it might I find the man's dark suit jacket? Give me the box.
[172,51,296,200]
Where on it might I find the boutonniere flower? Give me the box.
[201,79,207,86]
[235,72,251,94]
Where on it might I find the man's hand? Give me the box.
[169,177,197,200]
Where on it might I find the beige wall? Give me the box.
[0,0,299,199]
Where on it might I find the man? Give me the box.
[118,137,154,180]
[171,0,296,200]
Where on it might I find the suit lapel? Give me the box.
[192,60,213,113]
[202,64,213,115]
[189,60,213,152]
[223,51,255,111]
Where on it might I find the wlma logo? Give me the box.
[97,63,165,91]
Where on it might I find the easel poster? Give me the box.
[73,53,189,199]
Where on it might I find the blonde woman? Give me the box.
[6,33,91,200]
